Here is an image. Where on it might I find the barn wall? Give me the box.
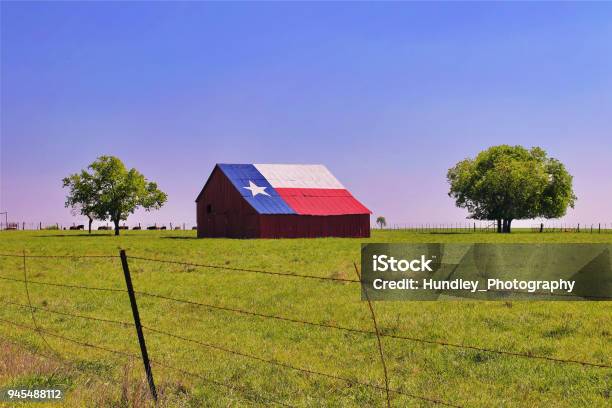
[196,167,260,238]
[259,214,370,238]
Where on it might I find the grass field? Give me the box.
[0,230,610,407]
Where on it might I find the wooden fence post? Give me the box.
[120,250,158,403]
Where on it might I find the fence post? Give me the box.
[119,250,158,403]
[353,262,391,408]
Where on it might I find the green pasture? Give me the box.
[0,230,610,407]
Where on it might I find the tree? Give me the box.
[447,145,576,233]
[376,216,387,229]
[63,156,167,236]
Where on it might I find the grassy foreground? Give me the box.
[0,230,610,407]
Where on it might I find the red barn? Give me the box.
[195,164,371,238]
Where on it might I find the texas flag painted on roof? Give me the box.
[217,164,371,216]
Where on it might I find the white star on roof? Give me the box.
[243,180,270,197]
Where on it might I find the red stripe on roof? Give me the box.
[276,188,371,215]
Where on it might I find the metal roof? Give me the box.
[214,163,371,216]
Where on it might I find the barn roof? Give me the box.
[198,164,371,216]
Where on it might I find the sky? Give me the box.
[1,2,611,228]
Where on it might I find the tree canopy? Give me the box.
[63,156,167,235]
[447,145,576,233]
[376,216,387,229]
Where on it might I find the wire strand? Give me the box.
[0,252,118,259]
[129,255,360,283]
[0,275,127,293]
[0,299,134,328]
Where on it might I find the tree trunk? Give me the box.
[88,216,93,234]
[114,218,120,236]
[497,219,502,233]
[501,219,512,233]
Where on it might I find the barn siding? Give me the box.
[196,167,260,238]
[259,214,370,238]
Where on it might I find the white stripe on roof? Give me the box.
[254,164,345,189]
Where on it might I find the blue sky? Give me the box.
[1,2,611,227]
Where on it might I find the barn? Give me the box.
[195,164,371,238]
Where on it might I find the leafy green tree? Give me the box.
[447,145,576,233]
[376,216,387,229]
[63,156,167,236]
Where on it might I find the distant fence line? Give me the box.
[2,221,612,233]
[528,223,612,233]
[0,250,610,407]
[377,222,612,233]
[0,222,196,231]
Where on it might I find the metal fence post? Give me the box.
[119,249,158,403]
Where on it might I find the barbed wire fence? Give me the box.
[0,251,610,407]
